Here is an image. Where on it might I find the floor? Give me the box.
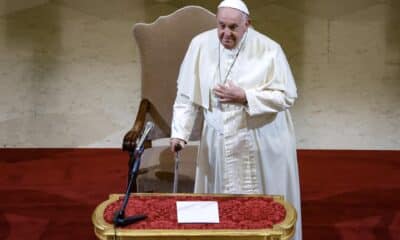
[1,148,399,239]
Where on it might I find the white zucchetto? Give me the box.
[218,0,249,15]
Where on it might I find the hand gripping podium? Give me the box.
[92,193,297,240]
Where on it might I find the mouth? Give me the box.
[221,39,235,49]
[222,38,234,46]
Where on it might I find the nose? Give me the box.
[223,27,232,37]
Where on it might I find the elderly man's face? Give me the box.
[217,7,250,49]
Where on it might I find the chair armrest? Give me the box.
[122,98,151,152]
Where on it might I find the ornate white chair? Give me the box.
[123,6,216,193]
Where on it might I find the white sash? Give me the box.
[205,105,260,194]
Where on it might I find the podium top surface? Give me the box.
[92,193,296,240]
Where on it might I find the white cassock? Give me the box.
[171,27,302,240]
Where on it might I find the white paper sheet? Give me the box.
[176,201,220,223]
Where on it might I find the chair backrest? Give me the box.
[133,6,216,140]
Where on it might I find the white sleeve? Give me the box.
[245,89,296,115]
[244,47,297,116]
[171,93,199,142]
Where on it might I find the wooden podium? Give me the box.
[92,193,296,240]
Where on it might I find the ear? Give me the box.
[245,18,251,27]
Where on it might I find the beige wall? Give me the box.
[0,0,399,149]
[0,0,49,16]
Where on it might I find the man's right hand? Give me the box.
[170,138,185,152]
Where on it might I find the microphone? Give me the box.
[136,121,154,152]
[131,121,154,174]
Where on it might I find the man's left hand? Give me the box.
[213,81,247,104]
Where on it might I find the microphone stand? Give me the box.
[113,143,147,227]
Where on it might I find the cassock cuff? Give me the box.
[243,88,256,115]
[170,132,189,143]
